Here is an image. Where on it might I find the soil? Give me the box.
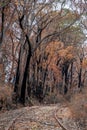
[0,103,85,130]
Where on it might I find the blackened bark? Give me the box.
[64,65,68,94]
[62,62,69,94]
[70,62,73,87]
[0,7,5,44]
[14,35,31,104]
[43,68,48,88]
[78,67,82,88]
[14,15,32,104]
[20,35,31,103]
[14,48,21,93]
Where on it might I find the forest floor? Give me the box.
[0,103,87,130]
[0,82,87,130]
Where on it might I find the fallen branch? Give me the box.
[54,108,68,130]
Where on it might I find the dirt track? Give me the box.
[0,104,83,130]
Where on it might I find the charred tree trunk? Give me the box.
[78,67,82,88]
[70,62,73,88]
[20,35,31,103]
[14,47,21,94]
[64,65,69,94]
[14,35,31,104]
[62,62,69,94]
[0,7,5,45]
[14,14,32,104]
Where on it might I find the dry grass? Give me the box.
[65,87,87,129]
[69,87,87,118]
